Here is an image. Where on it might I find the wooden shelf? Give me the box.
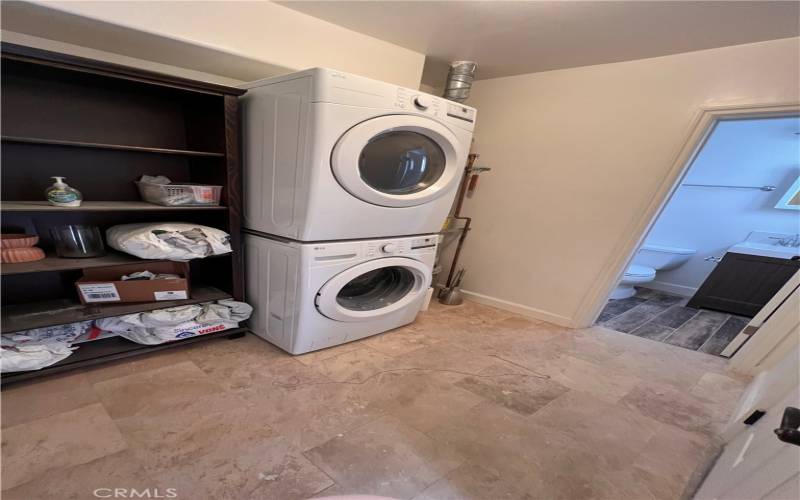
[2,201,227,212]
[1,327,249,384]
[1,42,245,381]
[1,251,148,275]
[1,284,231,333]
[1,135,226,157]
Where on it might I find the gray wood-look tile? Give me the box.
[601,306,657,333]
[651,305,700,329]
[664,310,730,350]
[629,321,675,342]
[699,316,750,356]
[642,293,685,310]
[599,296,647,318]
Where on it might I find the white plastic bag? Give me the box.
[106,223,231,261]
[0,340,74,372]
[95,300,252,345]
[0,321,92,372]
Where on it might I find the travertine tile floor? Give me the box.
[1,300,749,500]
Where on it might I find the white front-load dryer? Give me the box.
[244,232,438,354]
[240,68,476,241]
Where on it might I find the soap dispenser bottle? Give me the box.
[45,177,83,207]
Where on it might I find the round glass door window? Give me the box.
[336,266,416,311]
[358,131,446,195]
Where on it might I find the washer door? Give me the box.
[331,115,462,207]
[316,257,431,322]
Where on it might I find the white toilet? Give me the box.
[610,244,696,299]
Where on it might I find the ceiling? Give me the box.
[278,1,800,84]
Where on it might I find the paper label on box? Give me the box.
[154,290,188,301]
[79,283,121,303]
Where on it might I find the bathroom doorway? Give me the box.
[594,113,800,357]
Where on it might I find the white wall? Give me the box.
[2,1,426,88]
[644,117,800,297]
[459,37,800,326]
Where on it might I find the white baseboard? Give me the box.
[460,289,575,327]
[642,280,697,298]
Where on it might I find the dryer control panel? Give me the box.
[392,88,476,131]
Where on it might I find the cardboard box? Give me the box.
[75,261,191,304]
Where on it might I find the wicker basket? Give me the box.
[136,182,222,206]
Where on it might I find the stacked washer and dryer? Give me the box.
[240,68,476,354]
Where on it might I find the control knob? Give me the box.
[413,95,432,110]
[382,243,398,253]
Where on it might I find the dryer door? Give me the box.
[316,257,431,322]
[331,115,463,207]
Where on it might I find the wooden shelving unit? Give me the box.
[4,327,248,384]
[1,42,247,383]
[1,136,226,157]
[1,284,232,333]
[1,251,142,275]
[2,201,229,212]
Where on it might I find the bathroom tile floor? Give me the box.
[597,288,750,355]
[2,300,748,500]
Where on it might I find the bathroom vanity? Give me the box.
[688,233,800,317]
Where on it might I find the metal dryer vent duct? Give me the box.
[443,61,477,103]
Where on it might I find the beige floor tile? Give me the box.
[83,347,192,385]
[427,401,572,473]
[454,363,569,415]
[294,340,366,366]
[0,299,745,499]
[690,371,749,405]
[412,462,533,500]
[242,381,385,451]
[426,402,608,499]
[304,415,463,499]
[437,315,549,356]
[435,300,518,324]
[1,371,99,428]
[360,370,485,433]
[633,422,720,494]
[588,465,689,500]
[151,434,333,500]
[620,381,719,435]
[1,403,127,490]
[528,390,662,470]
[390,342,524,379]
[2,450,153,500]
[314,346,398,383]
[536,354,642,403]
[361,324,445,357]
[114,391,258,471]
[193,345,327,393]
[92,360,224,419]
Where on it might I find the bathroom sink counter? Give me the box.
[727,242,800,260]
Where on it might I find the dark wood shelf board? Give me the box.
[1,327,250,385]
[1,284,231,334]
[2,135,226,157]
[2,201,227,212]
[1,42,246,97]
[0,251,148,276]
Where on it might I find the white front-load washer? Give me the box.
[240,68,476,241]
[244,232,438,354]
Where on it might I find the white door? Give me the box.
[331,115,463,207]
[315,257,431,322]
[694,386,800,500]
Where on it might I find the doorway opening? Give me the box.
[595,114,800,356]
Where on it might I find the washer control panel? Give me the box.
[364,235,439,258]
[311,235,439,264]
